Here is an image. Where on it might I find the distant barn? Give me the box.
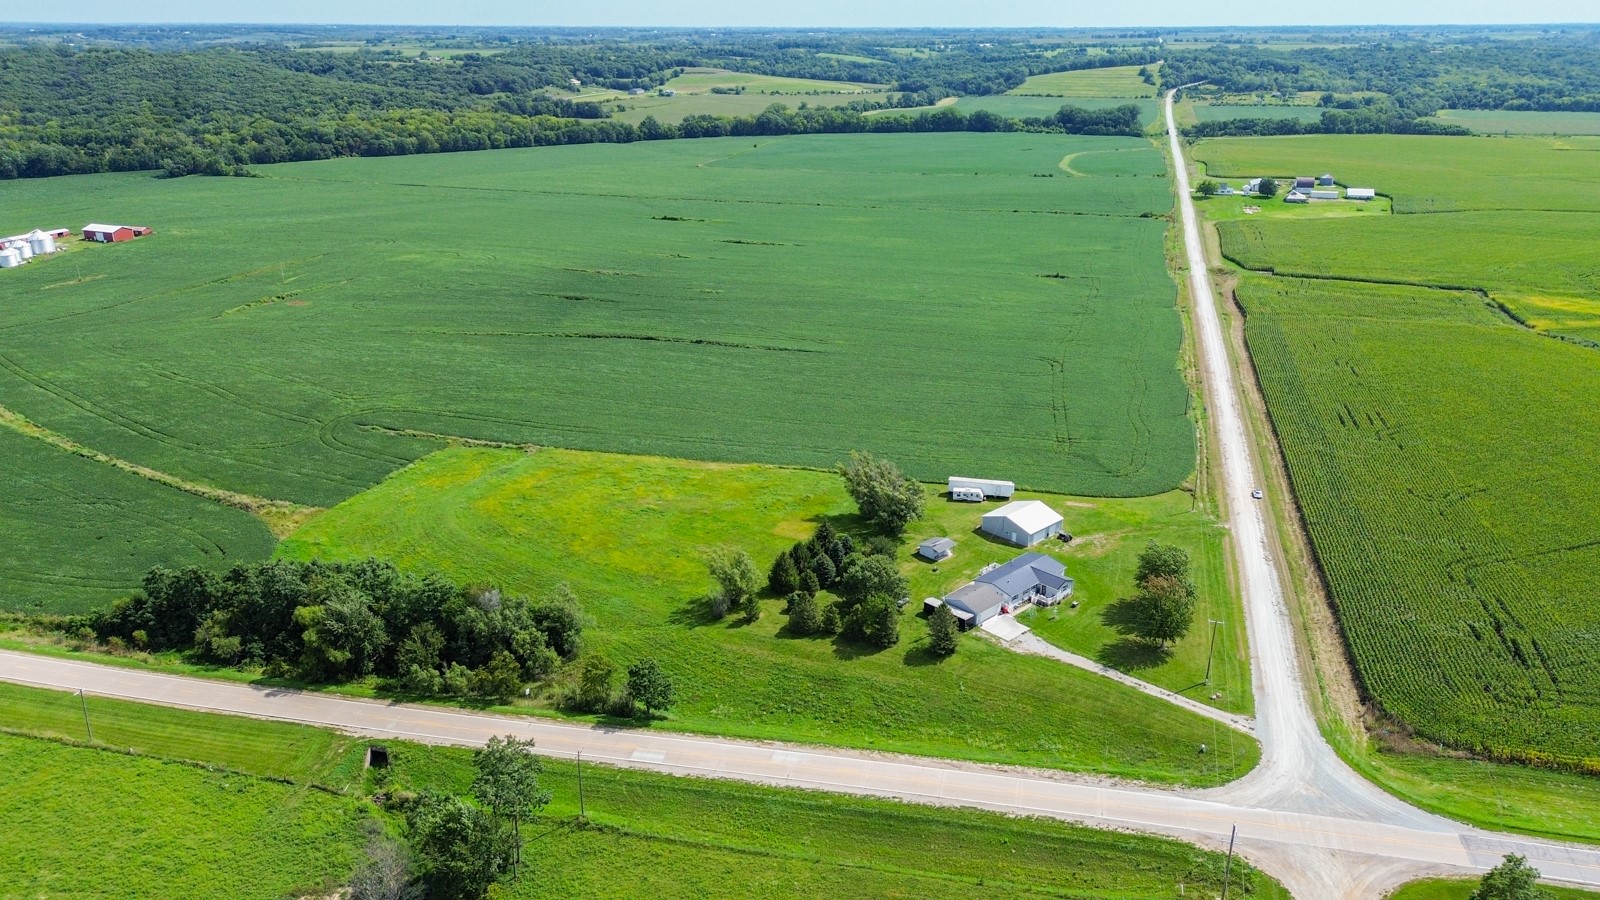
[83,224,134,243]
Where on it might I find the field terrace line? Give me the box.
[2,100,1598,897]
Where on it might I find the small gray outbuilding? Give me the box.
[917,537,956,561]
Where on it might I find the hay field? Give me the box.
[0,132,1193,611]
[279,447,1260,783]
[1431,108,1600,135]
[1009,64,1157,98]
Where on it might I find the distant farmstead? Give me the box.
[980,500,1064,547]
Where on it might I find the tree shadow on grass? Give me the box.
[901,643,943,667]
[830,634,889,661]
[1096,637,1173,672]
[1097,597,1172,671]
[666,594,724,628]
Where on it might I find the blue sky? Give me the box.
[5,1,1597,27]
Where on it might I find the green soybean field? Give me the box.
[0,132,1193,611]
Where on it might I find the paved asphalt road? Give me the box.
[2,92,1597,898]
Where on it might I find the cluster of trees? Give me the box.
[1123,542,1198,649]
[560,653,676,718]
[351,735,550,900]
[770,523,909,649]
[88,559,582,700]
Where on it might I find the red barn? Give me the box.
[83,223,134,243]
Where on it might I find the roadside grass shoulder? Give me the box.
[279,447,1259,785]
[0,733,366,900]
[1388,877,1598,899]
[0,681,1290,898]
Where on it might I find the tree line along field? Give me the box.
[0,132,1193,612]
[1192,132,1600,768]
[0,681,1289,899]
[279,447,1259,783]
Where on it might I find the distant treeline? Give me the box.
[0,41,1157,179]
[1183,104,1471,138]
[0,99,1144,179]
[1162,39,1600,116]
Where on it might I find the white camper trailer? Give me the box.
[947,477,1015,500]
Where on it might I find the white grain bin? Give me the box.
[10,239,32,261]
[0,248,21,268]
[28,230,55,255]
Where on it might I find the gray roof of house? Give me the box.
[976,552,1068,598]
[944,582,1008,617]
[919,537,956,554]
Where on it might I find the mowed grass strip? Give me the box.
[281,447,1259,784]
[0,133,1191,614]
[0,426,277,614]
[0,733,366,900]
[0,683,1288,898]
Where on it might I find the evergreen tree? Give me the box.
[927,603,959,656]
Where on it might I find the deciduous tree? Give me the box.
[1131,574,1196,648]
[472,735,551,880]
[838,451,925,536]
[1470,855,1548,900]
[626,657,676,716]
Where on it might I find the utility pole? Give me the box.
[78,689,93,743]
[1204,619,1224,685]
[576,750,586,822]
[1220,825,1236,899]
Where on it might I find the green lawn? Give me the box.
[1009,64,1158,98]
[0,681,1289,898]
[912,491,1253,714]
[1,132,1193,611]
[280,447,1259,784]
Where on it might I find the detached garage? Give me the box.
[980,500,1064,547]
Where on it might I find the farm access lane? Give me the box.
[5,649,1599,897]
